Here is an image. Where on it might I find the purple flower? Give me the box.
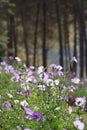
[49,64,57,69]
[47,72,53,78]
[83,78,87,82]
[32,111,41,121]
[25,90,30,98]
[39,72,49,82]
[27,69,33,76]
[0,66,2,71]
[58,70,64,76]
[5,65,14,74]
[16,90,22,94]
[2,101,11,110]
[22,107,41,121]
[23,107,33,120]
[28,76,37,84]
[68,94,75,105]
[24,107,33,115]
[1,60,7,66]
[9,56,14,60]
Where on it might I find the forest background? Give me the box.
[0,0,87,78]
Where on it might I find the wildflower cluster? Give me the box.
[0,57,87,129]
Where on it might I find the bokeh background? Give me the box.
[0,0,87,77]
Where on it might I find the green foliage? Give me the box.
[0,60,87,129]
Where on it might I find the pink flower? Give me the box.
[71,77,80,84]
[73,118,85,130]
[50,64,57,69]
[25,90,30,98]
[68,106,72,114]
[75,97,86,108]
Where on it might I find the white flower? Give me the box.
[7,93,13,98]
[38,85,47,91]
[72,56,78,63]
[56,65,63,71]
[68,106,72,114]
[54,79,60,85]
[20,100,28,107]
[39,72,49,82]
[15,57,21,62]
[37,66,44,74]
[14,100,19,104]
[46,79,54,86]
[73,118,85,130]
[71,77,80,84]
[30,66,35,70]
[75,97,86,108]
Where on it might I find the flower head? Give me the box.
[38,85,48,91]
[49,64,57,69]
[71,77,80,84]
[72,56,78,63]
[68,106,72,114]
[20,100,28,107]
[23,107,33,120]
[56,65,63,71]
[9,56,14,60]
[16,90,22,95]
[25,90,30,98]
[73,118,85,130]
[68,94,75,105]
[32,111,41,121]
[37,66,44,74]
[58,70,63,76]
[15,57,21,62]
[2,101,11,110]
[75,97,86,108]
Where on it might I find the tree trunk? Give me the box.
[7,14,14,57]
[33,1,40,67]
[80,0,87,76]
[78,0,84,77]
[12,15,18,57]
[73,1,78,74]
[63,2,70,71]
[21,10,29,66]
[55,0,63,67]
[42,0,47,68]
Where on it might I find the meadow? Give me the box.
[0,57,87,130]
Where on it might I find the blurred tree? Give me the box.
[72,0,78,74]
[55,0,63,67]
[78,0,85,77]
[0,0,87,77]
[62,0,71,71]
[42,0,47,68]
[33,0,40,67]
